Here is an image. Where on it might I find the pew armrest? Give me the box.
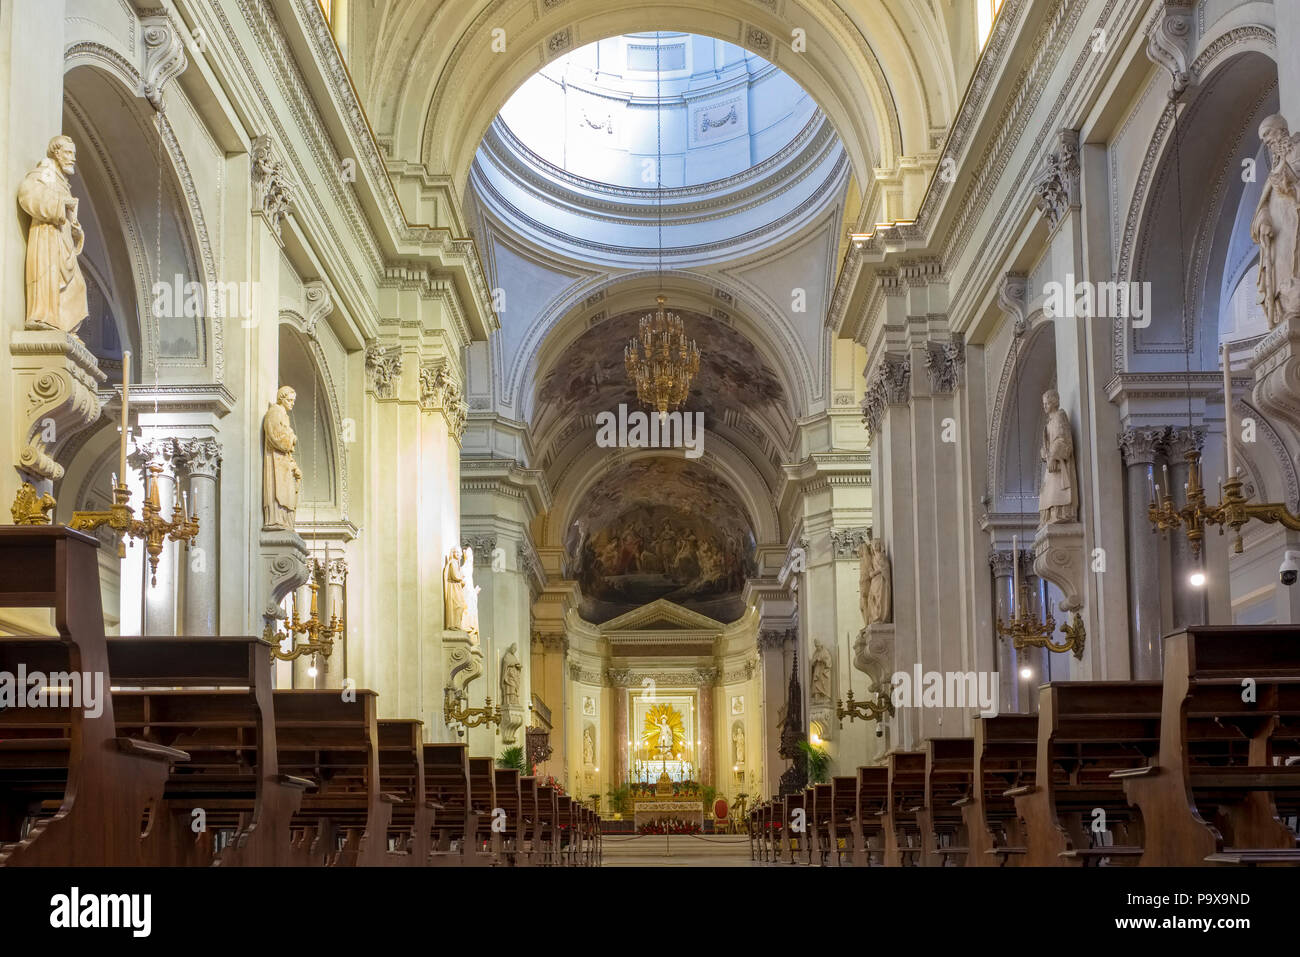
[381,792,404,804]
[1109,765,1156,779]
[1002,785,1034,798]
[115,737,189,763]
[276,773,315,790]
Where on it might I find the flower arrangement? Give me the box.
[638,819,702,835]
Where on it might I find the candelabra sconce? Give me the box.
[443,687,502,731]
[69,464,199,585]
[835,687,894,727]
[1149,449,1300,557]
[996,582,1086,660]
[265,568,341,676]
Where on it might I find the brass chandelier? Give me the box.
[625,33,700,417]
[624,295,699,416]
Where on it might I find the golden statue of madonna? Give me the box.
[642,703,685,757]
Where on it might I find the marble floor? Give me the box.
[600,834,757,867]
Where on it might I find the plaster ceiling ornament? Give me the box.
[250,134,293,236]
[139,13,189,113]
[1032,129,1081,230]
[19,136,89,335]
[364,342,402,398]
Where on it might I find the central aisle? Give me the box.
[600,834,755,867]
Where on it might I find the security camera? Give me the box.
[1280,551,1300,586]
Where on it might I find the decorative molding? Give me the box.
[1164,426,1204,460]
[830,526,870,559]
[326,556,348,587]
[364,343,402,398]
[605,668,633,688]
[139,13,188,112]
[757,628,795,652]
[250,134,293,236]
[301,281,333,340]
[1146,1,1196,99]
[997,272,1029,338]
[1118,427,1164,467]
[1032,128,1080,229]
[172,438,222,480]
[462,535,497,563]
[419,362,469,439]
[926,337,965,394]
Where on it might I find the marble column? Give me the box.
[129,439,178,636]
[696,668,716,788]
[989,549,1018,713]
[611,672,630,786]
[326,556,348,687]
[1119,428,1165,678]
[175,439,221,636]
[1165,427,1207,628]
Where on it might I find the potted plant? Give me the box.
[605,783,633,819]
[797,740,831,784]
[496,745,527,774]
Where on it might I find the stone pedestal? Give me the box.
[259,528,310,633]
[1032,522,1086,613]
[1252,313,1300,433]
[8,329,106,492]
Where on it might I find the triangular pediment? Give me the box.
[600,599,725,635]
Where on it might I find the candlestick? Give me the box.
[1223,342,1237,479]
[118,350,131,485]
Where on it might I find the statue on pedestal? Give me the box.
[583,727,595,767]
[810,639,832,702]
[461,547,480,637]
[443,546,467,634]
[1038,389,1077,526]
[500,642,522,708]
[262,386,302,529]
[732,724,745,765]
[1252,114,1300,328]
[866,539,893,625]
[858,539,872,627]
[19,136,88,335]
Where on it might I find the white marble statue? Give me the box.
[443,546,467,633]
[262,386,302,529]
[732,724,745,765]
[866,539,893,625]
[859,539,872,628]
[583,727,595,767]
[1252,114,1300,329]
[1038,389,1077,526]
[461,547,481,637]
[18,135,88,335]
[500,642,521,707]
[656,716,673,752]
[810,639,832,702]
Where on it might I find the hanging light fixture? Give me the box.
[625,33,700,418]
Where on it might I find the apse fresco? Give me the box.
[536,308,786,431]
[568,458,757,623]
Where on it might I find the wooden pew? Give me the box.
[964,714,1037,866]
[777,792,805,864]
[273,689,392,866]
[493,767,522,865]
[1119,627,1300,866]
[536,782,560,865]
[467,756,498,865]
[806,783,833,865]
[0,526,182,867]
[424,742,475,864]
[828,776,858,865]
[1015,682,1162,866]
[106,635,314,866]
[519,775,541,865]
[556,793,575,865]
[924,737,974,866]
[377,719,429,865]
[852,766,888,865]
[881,751,926,866]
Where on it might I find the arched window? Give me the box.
[977,0,1006,51]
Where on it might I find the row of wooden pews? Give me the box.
[749,626,1300,866]
[0,526,601,867]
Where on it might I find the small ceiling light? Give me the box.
[1189,571,1207,588]
[1019,667,1032,679]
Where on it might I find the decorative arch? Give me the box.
[987,315,1056,511]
